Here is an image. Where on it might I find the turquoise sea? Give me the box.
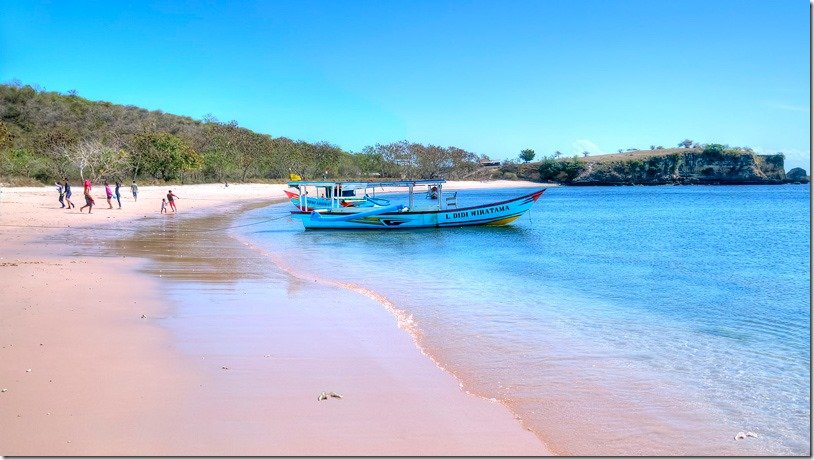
[236,184,810,455]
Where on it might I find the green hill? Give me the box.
[0,83,480,184]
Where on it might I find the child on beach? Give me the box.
[166,190,179,212]
[160,198,167,214]
[131,181,138,201]
[104,181,113,209]
[55,182,65,208]
[63,177,75,209]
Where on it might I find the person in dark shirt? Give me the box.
[114,180,122,209]
[63,177,75,209]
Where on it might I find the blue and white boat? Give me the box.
[287,180,545,230]
[285,183,390,211]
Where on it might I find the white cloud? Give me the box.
[571,139,602,156]
[766,102,809,113]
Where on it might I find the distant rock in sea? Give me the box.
[785,167,809,183]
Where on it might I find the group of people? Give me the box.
[161,190,179,214]
[55,177,76,209]
[55,179,179,214]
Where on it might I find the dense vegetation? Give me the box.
[0,83,482,185]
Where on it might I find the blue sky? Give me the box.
[1,0,810,170]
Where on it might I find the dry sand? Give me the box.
[0,180,553,456]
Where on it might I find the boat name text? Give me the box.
[448,205,508,219]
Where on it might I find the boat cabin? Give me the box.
[287,179,453,212]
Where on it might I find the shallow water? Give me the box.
[238,184,810,455]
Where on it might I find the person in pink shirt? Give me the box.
[104,180,113,209]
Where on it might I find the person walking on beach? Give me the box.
[55,182,65,208]
[160,198,167,214]
[114,180,122,209]
[80,178,94,213]
[131,181,139,201]
[63,177,75,209]
[166,190,179,212]
[104,181,113,209]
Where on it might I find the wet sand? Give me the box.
[0,181,551,455]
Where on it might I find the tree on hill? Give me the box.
[58,139,128,181]
[354,151,385,177]
[0,122,11,150]
[553,150,563,159]
[519,148,535,163]
[679,139,694,148]
[701,143,728,156]
[132,132,202,181]
[364,141,479,180]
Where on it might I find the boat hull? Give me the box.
[291,189,545,229]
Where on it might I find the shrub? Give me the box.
[538,158,558,181]
[702,144,726,156]
[538,157,585,183]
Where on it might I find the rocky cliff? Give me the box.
[509,147,801,185]
[571,150,787,185]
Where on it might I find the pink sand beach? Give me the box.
[0,180,554,456]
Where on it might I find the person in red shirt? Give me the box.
[166,190,180,212]
[80,179,95,213]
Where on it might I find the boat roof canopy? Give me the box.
[287,179,446,188]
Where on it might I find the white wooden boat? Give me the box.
[287,180,545,230]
